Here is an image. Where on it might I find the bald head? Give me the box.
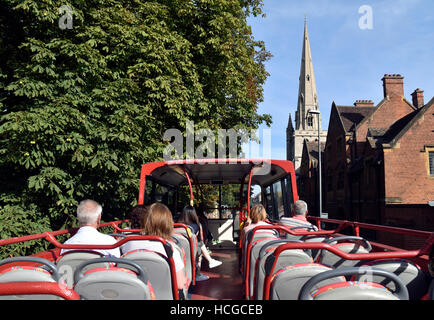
[293,200,308,217]
[77,200,102,227]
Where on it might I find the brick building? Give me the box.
[298,139,325,216]
[322,74,434,248]
[323,100,374,222]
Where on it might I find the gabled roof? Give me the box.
[336,105,374,132]
[330,102,374,134]
[354,97,417,132]
[303,139,325,168]
[381,97,434,148]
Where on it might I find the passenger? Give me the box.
[129,205,148,230]
[60,199,121,258]
[240,204,271,245]
[123,203,186,291]
[197,203,213,245]
[178,205,222,282]
[120,205,150,254]
[280,200,318,230]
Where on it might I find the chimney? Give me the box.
[411,88,424,108]
[382,74,404,98]
[354,100,374,107]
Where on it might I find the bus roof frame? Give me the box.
[138,159,299,217]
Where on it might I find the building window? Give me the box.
[429,152,434,175]
[307,116,313,127]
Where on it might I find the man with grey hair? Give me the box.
[293,200,308,219]
[280,200,317,230]
[60,199,120,257]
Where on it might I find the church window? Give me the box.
[306,75,310,81]
[307,116,313,127]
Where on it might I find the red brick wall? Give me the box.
[357,96,415,144]
[383,103,434,205]
[382,74,404,98]
[324,105,351,219]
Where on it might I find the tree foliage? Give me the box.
[0,0,271,257]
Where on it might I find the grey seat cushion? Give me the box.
[0,266,59,300]
[56,251,109,288]
[172,234,193,286]
[356,259,428,300]
[242,231,278,276]
[121,250,174,300]
[255,249,313,300]
[318,243,370,268]
[247,238,281,298]
[270,263,345,300]
[310,281,398,300]
[74,267,153,300]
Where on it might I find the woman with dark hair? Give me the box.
[196,203,213,244]
[130,205,148,229]
[178,205,222,281]
[120,205,150,255]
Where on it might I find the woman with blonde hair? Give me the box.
[240,204,270,245]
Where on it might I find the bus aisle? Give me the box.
[190,249,243,300]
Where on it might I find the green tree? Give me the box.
[0,0,271,257]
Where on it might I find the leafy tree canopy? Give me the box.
[0,0,271,257]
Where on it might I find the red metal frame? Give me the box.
[0,282,80,300]
[261,233,434,300]
[1,159,432,300]
[183,169,194,206]
[0,220,127,249]
[246,166,254,219]
[138,158,299,208]
[0,227,180,300]
[242,224,346,299]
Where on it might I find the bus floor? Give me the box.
[189,249,244,300]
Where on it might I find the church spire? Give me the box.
[287,113,294,132]
[296,19,319,131]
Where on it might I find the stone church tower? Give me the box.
[287,20,327,173]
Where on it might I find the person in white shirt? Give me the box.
[60,199,120,258]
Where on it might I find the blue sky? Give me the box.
[247,0,434,160]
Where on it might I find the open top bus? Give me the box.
[0,158,432,301]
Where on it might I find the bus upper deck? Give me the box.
[0,159,432,300]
